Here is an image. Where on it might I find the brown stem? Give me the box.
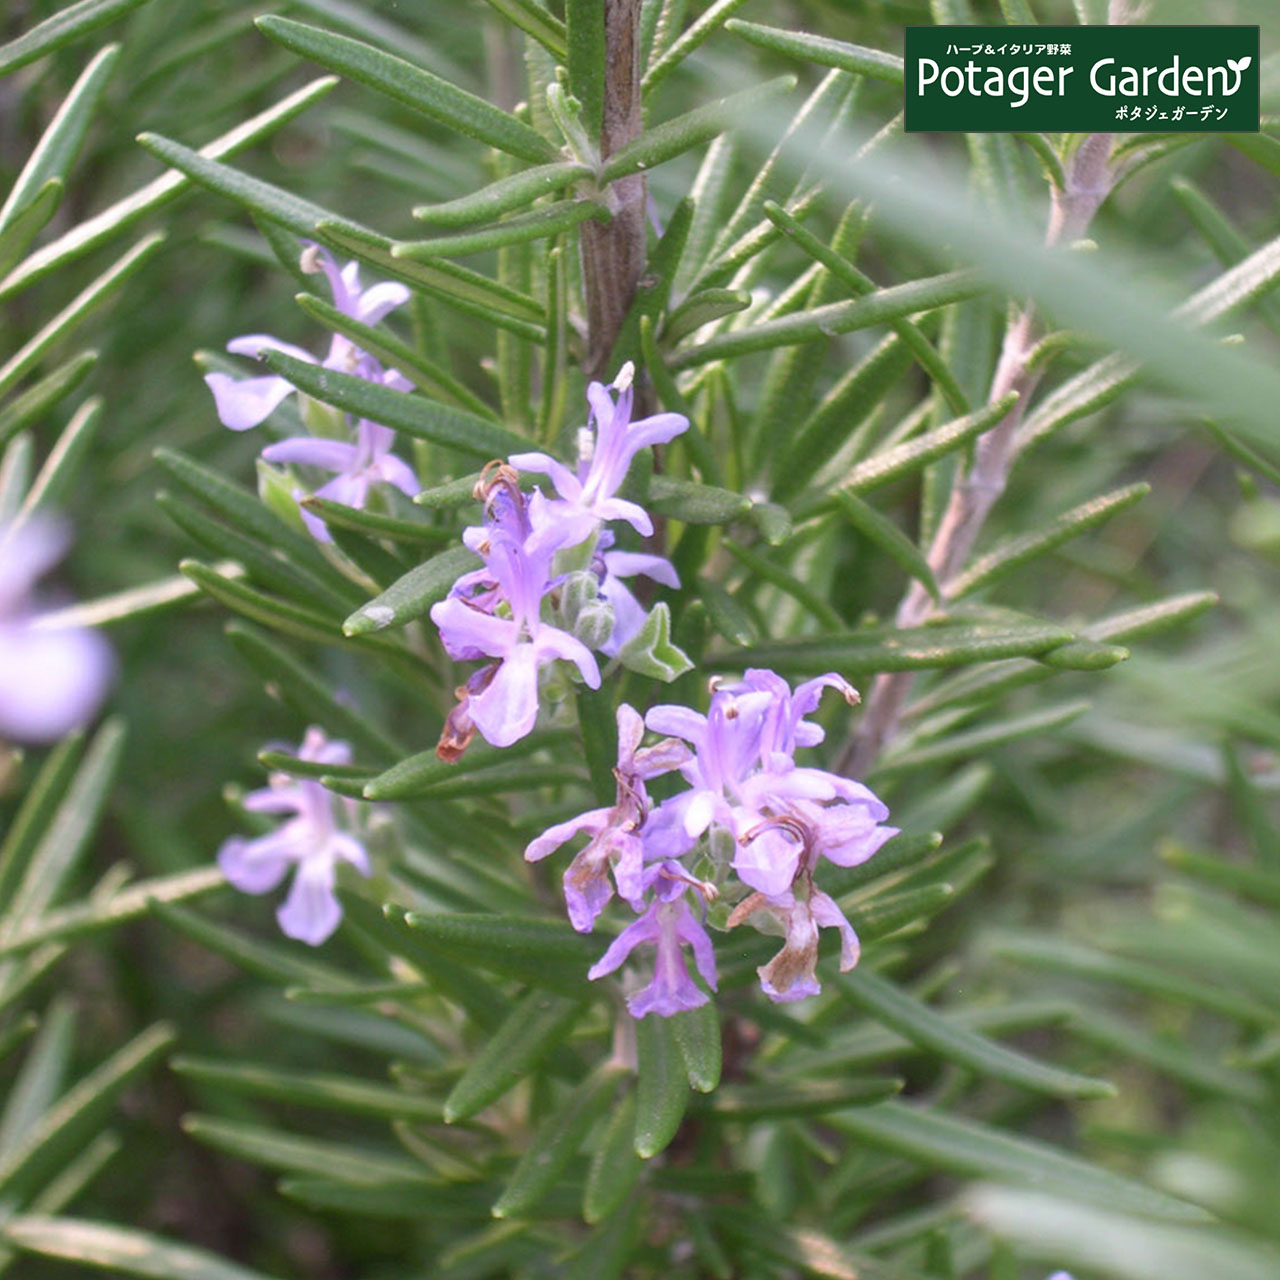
[839,132,1116,778]
[580,0,648,380]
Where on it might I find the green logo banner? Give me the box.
[905,25,1259,133]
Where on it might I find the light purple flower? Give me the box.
[525,704,690,931]
[217,727,371,946]
[510,363,688,551]
[0,519,113,743]
[203,245,418,538]
[593,531,680,658]
[431,468,600,749]
[205,249,411,433]
[264,420,419,544]
[588,862,718,1018]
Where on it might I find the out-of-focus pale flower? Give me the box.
[0,518,113,744]
[218,727,371,945]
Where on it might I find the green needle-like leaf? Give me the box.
[0,353,97,450]
[256,17,557,163]
[836,969,1115,1099]
[492,1062,626,1218]
[0,0,151,77]
[644,0,752,94]
[709,1077,901,1119]
[565,0,605,135]
[725,19,905,84]
[601,77,797,184]
[834,1102,1210,1222]
[3,1215,283,1280]
[343,546,480,636]
[444,991,587,1123]
[0,179,63,280]
[670,1004,722,1093]
[482,0,566,59]
[0,44,119,234]
[633,1015,689,1159]
[834,492,939,602]
[3,77,337,300]
[261,351,529,460]
[583,1090,643,1224]
[394,200,608,260]
[413,161,592,227]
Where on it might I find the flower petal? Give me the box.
[468,643,541,747]
[205,372,295,432]
[524,809,611,862]
[508,451,582,501]
[277,857,343,945]
[218,832,294,895]
[0,621,113,743]
[357,281,411,324]
[261,437,360,472]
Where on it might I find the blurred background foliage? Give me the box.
[2,0,1280,1278]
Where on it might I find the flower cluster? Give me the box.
[529,674,896,1016]
[205,246,418,541]
[0,518,113,744]
[422,367,897,1015]
[430,364,689,755]
[217,727,372,945]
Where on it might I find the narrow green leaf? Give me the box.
[360,729,570,800]
[762,200,969,416]
[3,1215,282,1280]
[837,969,1114,1099]
[1223,743,1280,867]
[26,1133,120,1217]
[601,76,796,184]
[833,1102,1209,1222]
[725,19,904,84]
[0,1023,174,1199]
[740,617,1073,675]
[633,1014,689,1159]
[0,354,97,450]
[835,492,939,601]
[809,391,1019,510]
[492,1061,626,1218]
[647,475,750,524]
[583,1089,643,1224]
[0,719,124,935]
[1037,640,1129,670]
[699,578,755,646]
[262,350,529,461]
[0,736,83,911]
[0,45,119,233]
[0,235,162,401]
[0,180,63,280]
[318,223,547,338]
[482,0,567,59]
[171,1058,444,1123]
[444,991,586,1123]
[226,624,403,762]
[2,78,337,300]
[670,1003,721,1093]
[294,292,498,419]
[183,1114,426,1185]
[399,910,597,995]
[644,0,752,93]
[722,538,844,631]
[710,1077,900,1119]
[565,0,605,138]
[343,546,480,636]
[0,0,151,77]
[663,287,751,344]
[966,1188,1280,1280]
[950,483,1149,598]
[0,867,225,958]
[256,17,556,163]
[148,899,355,991]
[577,686,619,808]
[672,270,983,369]
[877,701,1091,775]
[398,200,607,261]
[0,999,76,1159]
[414,162,591,228]
[298,497,454,547]
[565,1196,643,1280]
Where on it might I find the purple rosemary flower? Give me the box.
[217,727,370,945]
[593,532,680,657]
[525,704,690,931]
[0,519,113,743]
[510,363,689,551]
[203,246,417,537]
[431,467,600,750]
[262,420,419,543]
[588,862,718,1018]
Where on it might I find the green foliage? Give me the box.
[5,0,1280,1277]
